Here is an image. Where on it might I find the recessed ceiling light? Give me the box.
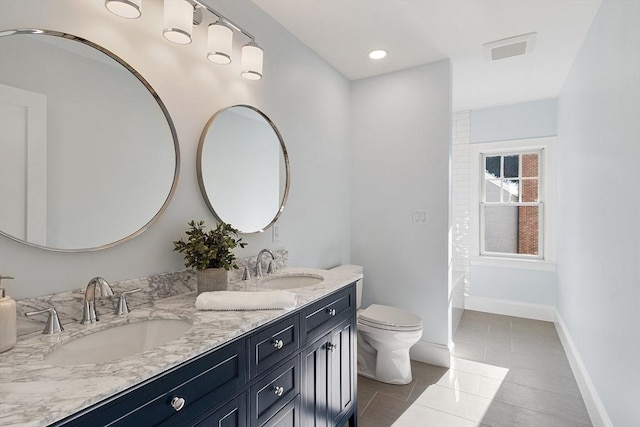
[368,49,387,60]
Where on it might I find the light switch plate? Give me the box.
[413,209,428,224]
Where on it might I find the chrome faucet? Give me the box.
[255,249,276,278]
[81,277,114,325]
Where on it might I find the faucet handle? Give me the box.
[242,266,252,280]
[0,275,15,283]
[25,306,64,334]
[115,288,141,316]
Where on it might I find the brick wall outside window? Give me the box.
[518,154,539,255]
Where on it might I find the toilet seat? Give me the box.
[358,304,422,332]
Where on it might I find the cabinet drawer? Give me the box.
[58,339,247,427]
[251,356,299,426]
[262,394,300,427]
[302,284,355,344]
[158,391,248,427]
[193,392,248,427]
[250,314,299,378]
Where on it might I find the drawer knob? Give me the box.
[326,343,337,352]
[272,339,284,349]
[170,396,186,411]
[273,386,284,397]
[326,308,336,316]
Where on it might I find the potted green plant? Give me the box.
[173,220,247,294]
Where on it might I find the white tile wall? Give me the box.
[452,111,471,293]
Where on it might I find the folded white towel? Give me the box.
[195,291,297,311]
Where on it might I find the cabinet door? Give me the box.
[300,334,330,427]
[329,318,355,426]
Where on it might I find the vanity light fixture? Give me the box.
[105,0,141,19]
[240,41,264,80]
[163,0,193,44]
[369,49,387,60]
[207,21,233,64]
[105,0,263,80]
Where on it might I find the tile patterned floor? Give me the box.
[356,310,592,427]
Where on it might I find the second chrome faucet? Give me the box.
[255,249,277,278]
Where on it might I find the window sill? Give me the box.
[471,256,556,271]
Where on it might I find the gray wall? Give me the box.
[557,1,640,425]
[351,61,452,349]
[0,0,352,299]
[471,99,558,143]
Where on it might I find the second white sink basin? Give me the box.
[261,274,324,290]
[44,319,192,366]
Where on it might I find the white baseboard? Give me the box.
[464,295,556,321]
[554,313,613,427]
[410,340,451,368]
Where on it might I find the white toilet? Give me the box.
[331,265,423,385]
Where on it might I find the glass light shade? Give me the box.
[207,22,233,65]
[240,42,263,80]
[105,0,141,19]
[163,0,193,44]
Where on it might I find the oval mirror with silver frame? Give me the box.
[197,105,289,234]
[0,29,179,252]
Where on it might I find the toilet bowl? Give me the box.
[357,304,423,384]
[329,265,423,385]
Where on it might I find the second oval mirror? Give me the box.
[197,105,289,233]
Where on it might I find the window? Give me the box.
[471,138,556,269]
[482,151,541,257]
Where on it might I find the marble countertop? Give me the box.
[0,267,362,427]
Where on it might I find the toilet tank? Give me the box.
[330,265,363,309]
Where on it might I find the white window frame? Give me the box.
[480,149,543,259]
[470,137,556,271]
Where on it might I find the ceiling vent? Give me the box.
[483,32,536,61]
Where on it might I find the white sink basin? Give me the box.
[261,274,324,290]
[44,319,191,366]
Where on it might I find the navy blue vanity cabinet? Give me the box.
[49,283,356,427]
